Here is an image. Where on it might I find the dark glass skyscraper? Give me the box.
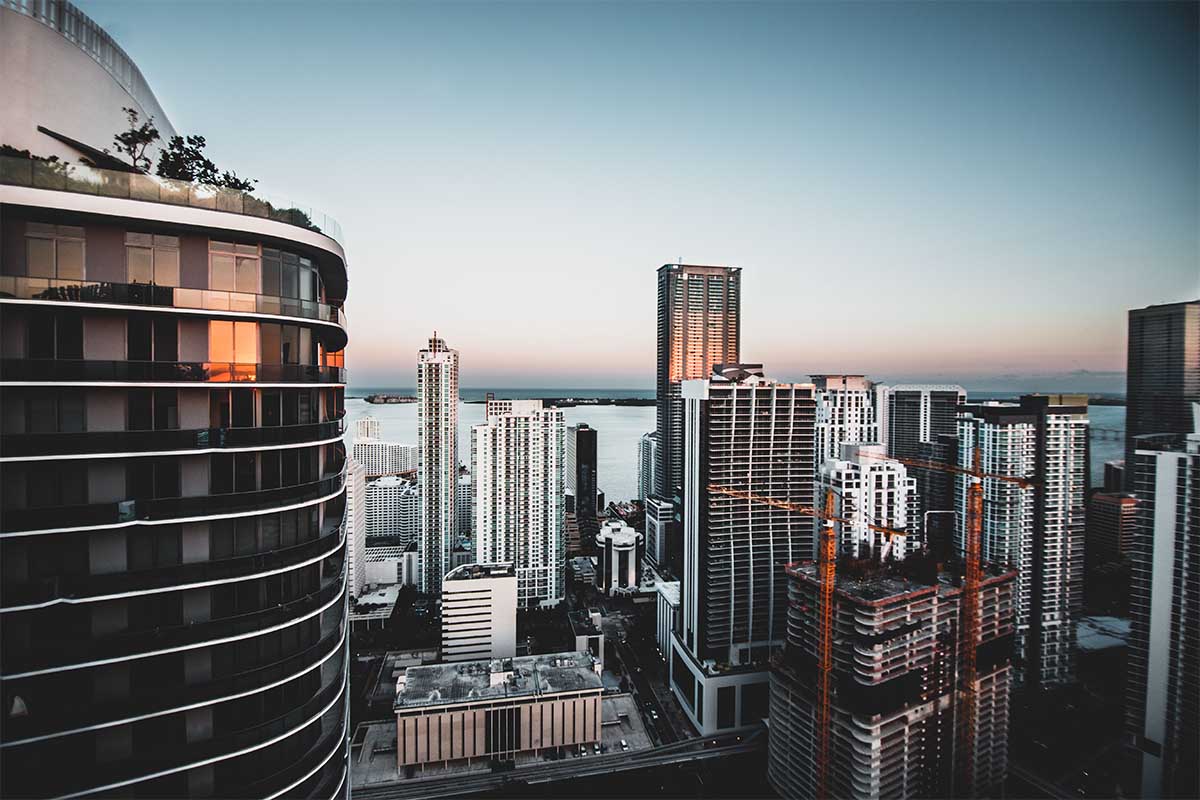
[573,423,598,525]
[655,264,740,501]
[1125,300,1200,473]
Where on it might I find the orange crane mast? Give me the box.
[708,446,1034,800]
[855,446,1034,797]
[706,483,908,800]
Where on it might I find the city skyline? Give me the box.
[73,0,1199,388]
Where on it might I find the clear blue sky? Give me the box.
[78,0,1198,389]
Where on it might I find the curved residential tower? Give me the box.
[0,3,351,797]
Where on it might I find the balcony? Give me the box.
[2,513,344,608]
[2,575,345,675]
[0,156,343,247]
[0,358,346,385]
[1,624,346,745]
[1,472,345,533]
[0,275,347,331]
[0,418,345,458]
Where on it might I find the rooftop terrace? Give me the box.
[395,651,602,712]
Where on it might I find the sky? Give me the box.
[77,0,1198,390]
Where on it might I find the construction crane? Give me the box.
[706,484,909,800]
[708,446,1035,800]
[854,446,1035,797]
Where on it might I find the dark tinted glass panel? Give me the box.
[282,260,299,299]
[154,390,178,430]
[281,326,299,364]
[210,454,233,494]
[231,389,254,427]
[261,252,281,296]
[210,390,230,429]
[261,391,281,427]
[154,459,180,498]
[234,453,256,493]
[153,318,177,362]
[261,451,280,490]
[128,390,153,431]
[128,315,153,361]
[26,392,57,432]
[60,391,86,433]
[261,323,281,365]
[56,312,83,359]
[28,311,54,359]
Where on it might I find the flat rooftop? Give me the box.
[787,560,1015,605]
[444,562,516,581]
[395,651,602,712]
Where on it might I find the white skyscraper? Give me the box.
[346,459,368,598]
[364,476,420,544]
[418,333,459,595]
[638,431,658,505]
[356,415,381,441]
[956,395,1088,688]
[810,375,884,467]
[352,439,418,478]
[1126,430,1200,799]
[818,443,921,560]
[473,400,566,607]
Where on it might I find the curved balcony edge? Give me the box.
[1,627,347,748]
[0,359,346,386]
[1,419,345,460]
[1,574,346,681]
[1,472,345,534]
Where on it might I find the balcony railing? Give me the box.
[1,624,346,745]
[0,418,345,458]
[1,472,346,533]
[0,275,347,328]
[0,155,344,247]
[2,574,345,675]
[2,513,345,608]
[0,359,346,384]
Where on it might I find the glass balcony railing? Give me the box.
[0,418,345,458]
[0,155,344,247]
[2,514,344,609]
[0,276,347,328]
[0,359,346,384]
[1,472,346,533]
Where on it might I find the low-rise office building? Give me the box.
[394,652,603,769]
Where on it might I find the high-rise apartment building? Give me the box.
[347,458,368,598]
[355,415,381,441]
[655,264,741,500]
[915,432,959,560]
[473,400,566,607]
[440,563,518,663]
[364,475,419,544]
[1125,431,1199,799]
[417,334,458,595]
[883,384,967,460]
[0,4,350,795]
[670,365,815,736]
[811,375,884,467]
[769,562,1018,799]
[956,395,1088,687]
[1125,301,1200,473]
[818,443,921,560]
[638,431,658,505]
[1087,491,1140,564]
[352,439,417,478]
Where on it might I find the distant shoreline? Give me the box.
[461,397,657,408]
[348,392,1124,407]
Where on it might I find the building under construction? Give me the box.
[768,558,1017,799]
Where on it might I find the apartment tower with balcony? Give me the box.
[0,3,351,796]
[956,395,1089,688]
[669,364,816,736]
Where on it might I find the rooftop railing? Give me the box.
[0,155,344,247]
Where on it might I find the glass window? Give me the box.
[235,257,258,294]
[281,326,299,364]
[261,253,281,297]
[128,315,153,361]
[128,390,153,431]
[234,321,258,364]
[153,389,178,430]
[57,240,84,281]
[154,248,179,286]
[26,391,57,433]
[127,247,154,283]
[281,261,299,299]
[209,321,234,363]
[299,262,314,301]
[27,238,54,279]
[60,391,86,433]
[153,318,177,362]
[260,323,281,365]
[56,311,83,359]
[231,388,254,427]
[210,241,235,253]
[210,254,235,291]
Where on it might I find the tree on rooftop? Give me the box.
[108,107,159,172]
[156,134,257,191]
